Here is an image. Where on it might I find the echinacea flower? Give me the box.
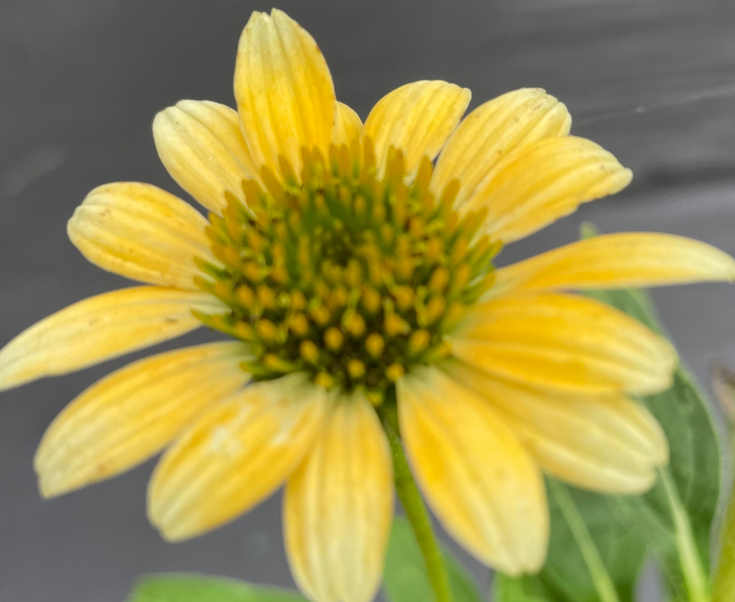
[1,8,734,602]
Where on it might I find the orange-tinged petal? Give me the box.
[466,136,632,243]
[35,342,252,497]
[234,9,336,178]
[333,102,362,148]
[67,182,213,290]
[153,100,260,213]
[362,81,470,178]
[432,88,571,208]
[397,367,548,574]
[285,392,392,602]
[492,233,735,295]
[0,286,217,391]
[148,374,327,541]
[443,361,668,493]
[450,292,676,395]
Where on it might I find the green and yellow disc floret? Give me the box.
[195,139,500,405]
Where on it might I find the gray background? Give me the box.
[1,0,734,600]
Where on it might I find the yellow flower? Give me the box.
[1,8,733,600]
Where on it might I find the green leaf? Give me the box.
[585,286,718,602]
[128,575,307,602]
[383,516,483,602]
[582,223,718,601]
[494,573,553,602]
[494,224,721,602]
[495,479,648,602]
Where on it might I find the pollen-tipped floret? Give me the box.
[194,138,500,404]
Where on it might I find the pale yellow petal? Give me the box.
[68,182,213,289]
[465,136,632,243]
[432,88,571,208]
[285,392,392,602]
[397,367,548,574]
[450,292,676,395]
[443,361,668,493]
[148,374,326,541]
[35,342,252,497]
[234,9,336,178]
[492,232,735,296]
[153,100,260,213]
[333,102,363,148]
[362,81,471,178]
[0,286,217,391]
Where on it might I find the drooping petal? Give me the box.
[432,88,571,208]
[465,137,632,243]
[397,367,548,574]
[0,287,217,392]
[333,102,363,148]
[234,9,337,178]
[492,233,735,295]
[35,342,252,497]
[153,100,260,213]
[443,361,668,493]
[67,182,214,290]
[450,292,676,395]
[148,374,327,541]
[362,81,471,178]
[285,392,392,602]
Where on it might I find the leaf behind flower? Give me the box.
[496,223,721,602]
[383,516,483,602]
[128,574,307,602]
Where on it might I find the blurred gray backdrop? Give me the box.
[1,0,734,600]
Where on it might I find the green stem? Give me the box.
[548,479,621,602]
[379,406,454,602]
[658,468,710,602]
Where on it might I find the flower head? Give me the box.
[2,8,734,601]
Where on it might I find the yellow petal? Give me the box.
[492,232,735,295]
[333,102,363,148]
[0,286,216,391]
[285,392,392,602]
[465,136,632,243]
[35,342,252,497]
[362,81,471,178]
[397,367,548,574]
[443,361,668,493]
[450,292,676,395]
[148,374,326,541]
[432,88,571,208]
[68,182,213,289]
[153,100,260,213]
[234,9,336,178]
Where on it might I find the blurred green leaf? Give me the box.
[494,224,721,602]
[383,516,482,602]
[128,575,307,602]
[586,286,718,602]
[496,478,647,602]
[494,573,552,602]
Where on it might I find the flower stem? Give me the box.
[379,405,454,602]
